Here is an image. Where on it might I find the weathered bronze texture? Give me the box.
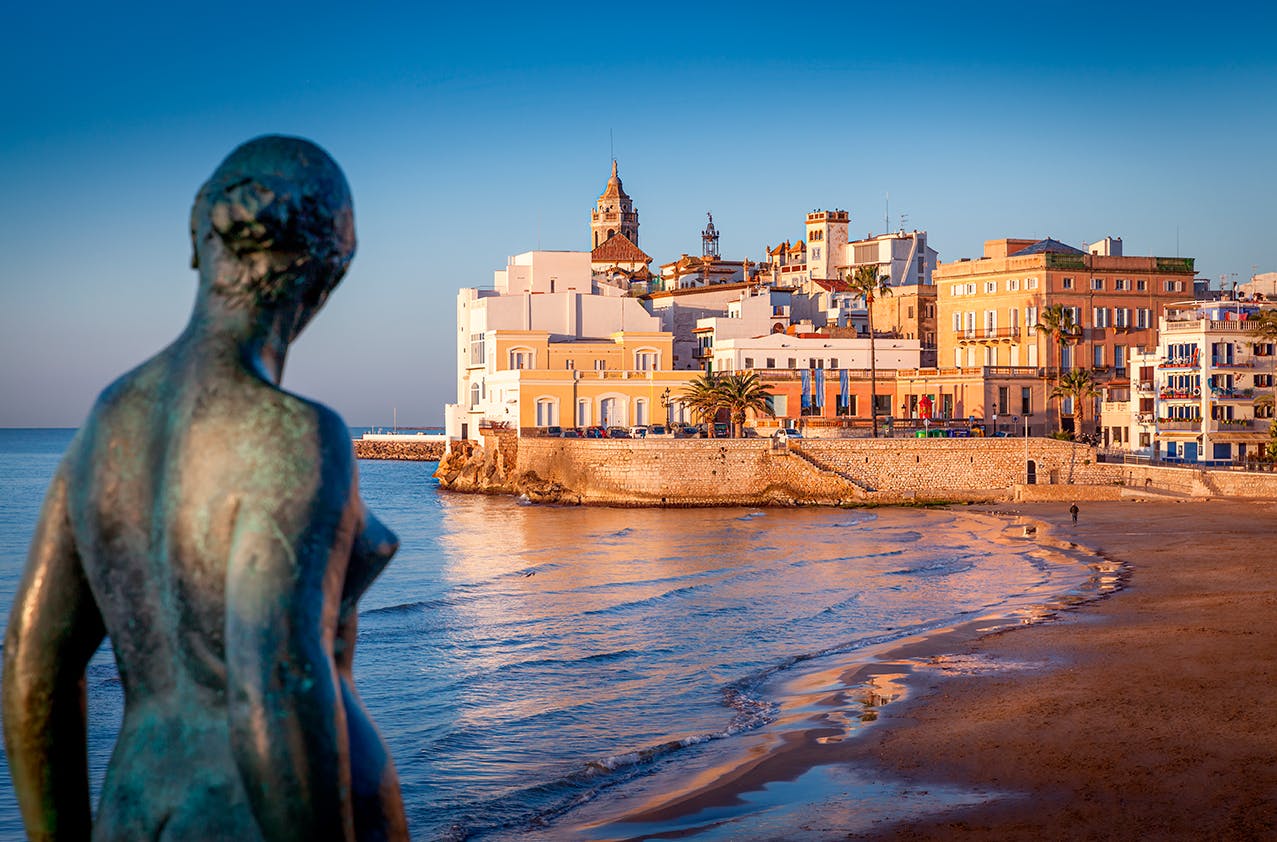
[3,136,408,841]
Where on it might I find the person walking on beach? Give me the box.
[1070,502,1080,525]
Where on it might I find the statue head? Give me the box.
[190,136,355,329]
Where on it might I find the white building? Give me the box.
[445,258,666,439]
[710,333,923,375]
[1109,301,1277,464]
[844,229,938,288]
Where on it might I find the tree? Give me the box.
[679,372,724,437]
[1248,310,1277,341]
[845,264,892,437]
[717,372,775,437]
[1051,369,1100,483]
[1035,304,1082,432]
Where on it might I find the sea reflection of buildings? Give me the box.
[444,160,1276,465]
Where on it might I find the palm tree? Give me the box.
[1051,369,1100,483]
[679,372,724,437]
[845,264,892,437]
[717,372,775,437]
[1035,304,1082,432]
[1248,310,1277,341]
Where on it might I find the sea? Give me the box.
[0,427,1102,840]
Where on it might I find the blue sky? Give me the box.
[2,2,1274,426]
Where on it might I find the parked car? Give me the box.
[543,425,563,437]
[584,426,606,439]
[712,423,729,438]
[647,424,672,438]
[606,426,631,438]
[774,427,803,440]
[629,425,648,438]
[561,429,581,438]
[676,424,699,438]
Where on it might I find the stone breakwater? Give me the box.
[433,433,1277,506]
[354,439,445,461]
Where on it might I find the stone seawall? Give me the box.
[354,439,444,461]
[433,436,1277,506]
[435,437,1110,506]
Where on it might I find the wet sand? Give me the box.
[588,500,1277,840]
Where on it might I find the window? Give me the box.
[1093,345,1105,368]
[535,398,556,427]
[788,358,797,369]
[836,394,856,416]
[954,348,963,367]
[1115,308,1130,328]
[1026,277,1039,290]
[997,386,1009,414]
[812,247,821,259]
[469,382,480,407]
[744,357,754,368]
[1026,306,1038,329]
[984,346,997,365]
[1091,277,1105,291]
[1062,277,1074,290]
[1164,279,1184,292]
[634,399,648,426]
[469,334,486,365]
[576,399,590,426]
[1115,278,1130,291]
[984,281,997,294]
[1021,387,1032,414]
[1136,308,1152,329]
[829,358,839,368]
[1061,345,1074,370]
[1008,278,1020,291]
[1065,306,1082,327]
[594,359,606,371]
[1093,307,1110,328]
[765,357,776,368]
[1115,345,1127,372]
[966,283,976,295]
[509,348,533,370]
[1136,279,1147,291]
[634,350,659,371]
[907,305,915,318]
[952,313,962,332]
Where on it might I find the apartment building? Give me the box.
[1111,302,1277,464]
[935,237,1194,377]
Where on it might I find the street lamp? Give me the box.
[660,387,672,426]
[993,413,999,437]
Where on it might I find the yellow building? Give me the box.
[478,329,699,433]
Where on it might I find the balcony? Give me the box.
[1210,359,1254,369]
[1158,389,1199,401]
[1210,418,1265,432]
[953,327,1022,343]
[1158,357,1199,369]
[1135,380,1155,394]
[1156,418,1202,431]
[1210,388,1256,401]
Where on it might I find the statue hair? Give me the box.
[190,135,355,308]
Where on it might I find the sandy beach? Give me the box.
[585,499,1277,841]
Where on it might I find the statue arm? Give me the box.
[225,492,356,842]
[2,468,105,841]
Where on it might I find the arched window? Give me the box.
[469,382,480,407]
[508,347,535,370]
[634,398,648,426]
[634,348,659,371]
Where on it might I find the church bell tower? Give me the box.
[590,160,639,249]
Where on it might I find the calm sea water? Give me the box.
[0,428,1090,840]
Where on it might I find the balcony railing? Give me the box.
[1211,359,1254,368]
[1159,390,1199,400]
[1156,418,1202,430]
[1210,388,1256,400]
[953,327,1022,341]
[1135,380,1155,393]
[1210,418,1264,432]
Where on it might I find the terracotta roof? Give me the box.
[591,232,651,263]
[813,278,854,293]
[788,239,807,254]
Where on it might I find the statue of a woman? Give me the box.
[3,136,408,840]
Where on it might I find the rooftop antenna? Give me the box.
[898,213,909,233]
[609,128,614,165]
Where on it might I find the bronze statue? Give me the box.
[3,136,408,840]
